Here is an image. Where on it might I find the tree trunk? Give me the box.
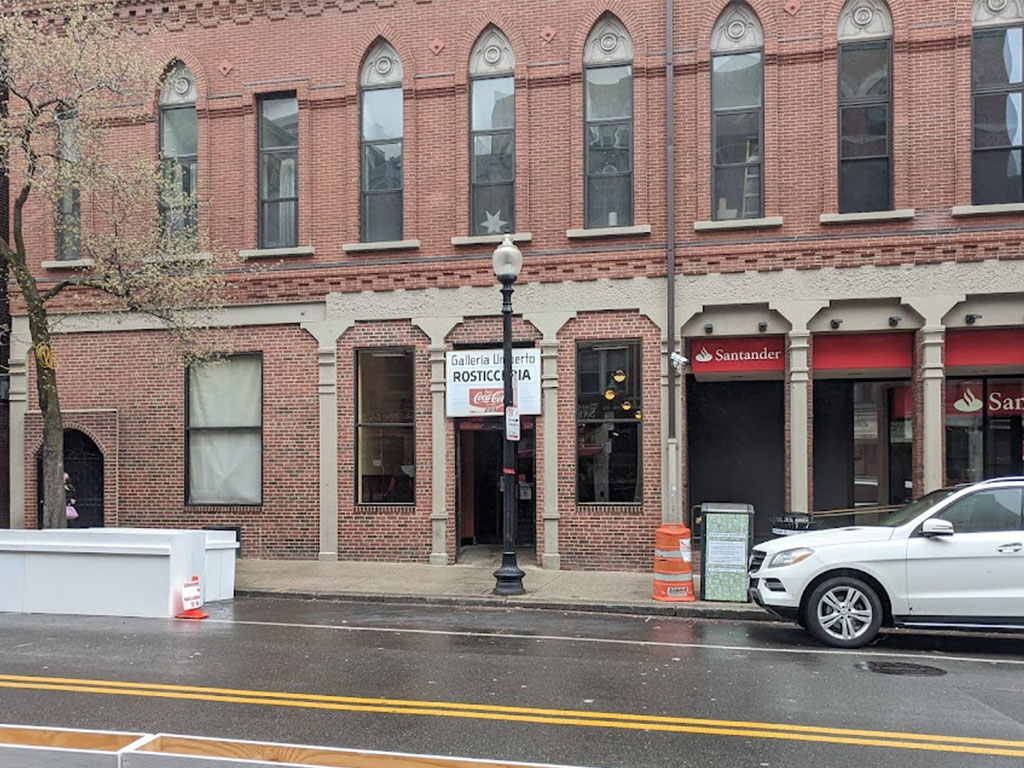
[18,273,65,529]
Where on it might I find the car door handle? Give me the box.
[997,543,1023,553]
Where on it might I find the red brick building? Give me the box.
[7,0,1024,569]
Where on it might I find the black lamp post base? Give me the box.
[493,555,526,595]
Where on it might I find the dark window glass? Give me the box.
[57,114,81,260]
[973,27,1024,88]
[839,42,890,99]
[361,87,403,242]
[576,342,642,503]
[712,52,762,109]
[258,94,298,248]
[712,52,762,220]
[585,65,633,228]
[358,350,415,504]
[946,378,1024,483]
[470,76,515,236]
[187,356,262,505]
[973,148,1023,204]
[839,158,891,213]
[838,41,891,213]
[973,28,1024,204]
[935,489,1023,534]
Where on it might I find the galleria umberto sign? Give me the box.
[446,348,541,417]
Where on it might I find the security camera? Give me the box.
[670,352,689,373]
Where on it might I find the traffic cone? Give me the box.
[175,575,209,620]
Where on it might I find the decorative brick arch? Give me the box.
[147,47,210,113]
[699,0,778,57]
[350,24,417,92]
[570,3,648,74]
[456,14,529,87]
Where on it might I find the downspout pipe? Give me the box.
[665,0,679,521]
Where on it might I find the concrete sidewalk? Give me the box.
[235,548,770,620]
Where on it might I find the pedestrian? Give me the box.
[64,472,79,522]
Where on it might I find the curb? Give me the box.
[234,588,776,622]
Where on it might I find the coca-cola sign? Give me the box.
[469,388,504,412]
[446,348,541,417]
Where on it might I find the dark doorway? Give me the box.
[813,380,913,514]
[687,379,785,542]
[37,429,104,529]
[456,419,536,552]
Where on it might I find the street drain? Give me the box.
[858,661,947,677]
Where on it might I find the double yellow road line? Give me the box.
[1,673,1022,759]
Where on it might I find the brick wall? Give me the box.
[336,320,433,561]
[11,0,1023,318]
[557,310,662,571]
[23,326,320,557]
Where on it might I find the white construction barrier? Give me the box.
[0,528,238,618]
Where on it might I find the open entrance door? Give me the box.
[37,429,104,529]
[456,418,535,554]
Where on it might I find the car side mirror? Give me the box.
[921,518,954,537]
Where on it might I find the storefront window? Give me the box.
[813,380,912,511]
[947,378,1024,483]
[576,342,642,503]
[357,350,415,504]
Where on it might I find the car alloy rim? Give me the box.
[817,586,873,641]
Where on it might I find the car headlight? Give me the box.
[768,547,814,568]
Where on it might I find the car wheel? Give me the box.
[803,576,882,648]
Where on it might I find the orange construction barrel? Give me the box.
[653,524,696,602]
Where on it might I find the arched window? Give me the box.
[971,0,1024,205]
[159,62,198,235]
[469,27,516,236]
[360,40,404,243]
[837,1,893,213]
[711,3,763,221]
[584,16,634,229]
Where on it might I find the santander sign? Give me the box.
[950,383,1024,416]
[690,336,786,374]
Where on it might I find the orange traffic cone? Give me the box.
[175,575,209,620]
[653,524,696,602]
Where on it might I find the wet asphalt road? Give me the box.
[1,597,1023,767]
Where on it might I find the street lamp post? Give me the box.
[492,234,525,596]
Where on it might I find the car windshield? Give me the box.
[875,488,959,527]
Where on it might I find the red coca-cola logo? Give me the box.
[470,388,504,411]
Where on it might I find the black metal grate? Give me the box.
[748,549,766,573]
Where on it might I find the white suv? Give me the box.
[748,478,1024,647]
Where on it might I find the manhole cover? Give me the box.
[858,661,947,677]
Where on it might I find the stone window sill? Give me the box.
[565,224,651,239]
[342,239,421,253]
[145,252,215,265]
[41,258,94,270]
[951,202,1024,217]
[239,246,315,260]
[693,216,783,232]
[819,209,916,224]
[451,232,533,246]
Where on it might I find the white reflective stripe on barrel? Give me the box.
[652,572,694,582]
[654,548,683,558]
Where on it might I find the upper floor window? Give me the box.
[56,108,80,261]
[258,93,298,249]
[584,16,634,229]
[469,28,516,236]
[360,41,404,243]
[711,3,764,221]
[159,62,198,235]
[972,0,1024,205]
[837,1,893,213]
